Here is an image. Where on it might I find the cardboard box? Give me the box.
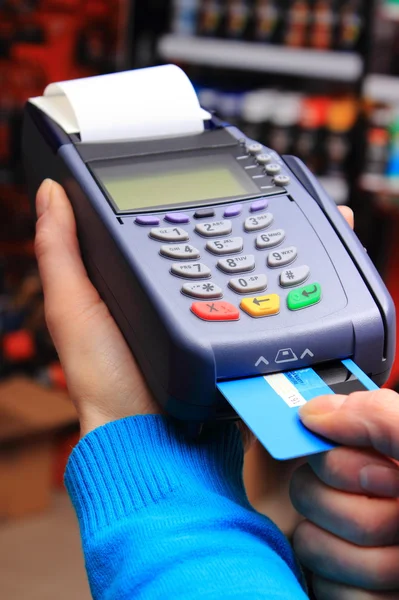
[0,377,78,520]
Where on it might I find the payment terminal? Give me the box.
[22,66,395,431]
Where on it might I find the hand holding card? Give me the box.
[291,387,399,599]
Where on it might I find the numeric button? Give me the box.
[160,244,200,260]
[206,237,243,256]
[267,247,298,268]
[195,220,232,238]
[244,213,274,232]
[150,227,189,242]
[171,263,211,279]
[256,229,285,250]
[229,274,267,294]
[218,255,255,274]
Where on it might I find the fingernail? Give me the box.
[36,179,54,218]
[360,464,399,497]
[299,395,347,421]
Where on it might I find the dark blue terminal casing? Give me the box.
[22,103,396,423]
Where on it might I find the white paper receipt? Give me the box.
[29,64,210,143]
[263,373,307,409]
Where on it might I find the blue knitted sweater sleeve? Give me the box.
[65,415,308,600]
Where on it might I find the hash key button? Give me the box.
[195,220,232,238]
[245,213,274,232]
[256,229,285,250]
[171,262,211,279]
[267,246,297,268]
[218,255,256,274]
[280,265,310,288]
[287,283,322,311]
[150,227,189,242]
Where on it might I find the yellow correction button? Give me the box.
[240,294,280,318]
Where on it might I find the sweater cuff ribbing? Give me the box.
[65,415,247,539]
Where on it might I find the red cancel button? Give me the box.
[191,301,240,322]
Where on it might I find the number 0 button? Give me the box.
[171,263,211,279]
[267,246,297,268]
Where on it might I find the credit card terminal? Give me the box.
[22,68,396,424]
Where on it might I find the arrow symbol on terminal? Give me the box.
[302,286,318,298]
[255,356,270,367]
[253,298,270,306]
[300,349,315,359]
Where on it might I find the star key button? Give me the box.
[191,301,240,322]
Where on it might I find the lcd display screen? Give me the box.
[93,154,259,212]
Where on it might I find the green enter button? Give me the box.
[287,283,322,311]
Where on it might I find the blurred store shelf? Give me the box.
[364,74,399,104]
[159,35,364,82]
[383,4,399,21]
[360,173,399,198]
[319,177,349,205]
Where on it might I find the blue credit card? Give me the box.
[217,359,379,461]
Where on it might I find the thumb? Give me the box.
[299,389,399,460]
[35,179,103,351]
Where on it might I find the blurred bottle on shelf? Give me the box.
[310,0,336,50]
[224,0,252,39]
[172,0,199,35]
[386,112,399,185]
[284,0,311,47]
[296,96,331,174]
[197,0,224,37]
[268,93,303,155]
[336,0,364,51]
[241,88,277,141]
[252,0,281,43]
[363,105,392,180]
[325,97,358,177]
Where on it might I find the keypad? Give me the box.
[280,265,310,288]
[144,185,323,322]
[206,237,243,256]
[244,213,274,232]
[161,244,200,260]
[229,274,268,295]
[267,247,298,268]
[171,262,211,279]
[151,227,189,242]
[182,282,223,299]
[195,220,233,238]
[256,229,285,250]
[218,255,256,274]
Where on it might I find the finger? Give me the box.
[313,576,399,600]
[308,447,399,497]
[338,205,354,230]
[294,521,399,590]
[299,390,399,463]
[290,464,399,546]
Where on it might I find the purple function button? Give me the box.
[135,215,160,226]
[165,213,190,224]
[250,199,269,213]
[224,204,243,218]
